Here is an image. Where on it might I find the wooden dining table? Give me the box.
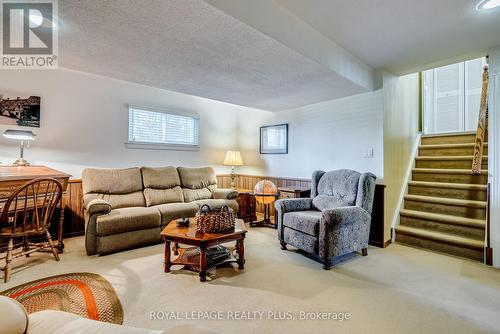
[0,165,71,252]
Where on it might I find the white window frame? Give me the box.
[125,104,200,151]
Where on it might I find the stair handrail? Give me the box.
[471,65,489,175]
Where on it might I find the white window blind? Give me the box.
[128,106,199,148]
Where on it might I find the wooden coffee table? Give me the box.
[161,218,247,282]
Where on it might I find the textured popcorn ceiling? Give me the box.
[58,0,368,111]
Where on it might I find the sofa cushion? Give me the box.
[313,169,360,211]
[96,207,161,236]
[284,227,318,254]
[283,210,321,236]
[83,167,143,194]
[153,202,199,226]
[84,192,146,210]
[183,187,217,202]
[82,168,146,208]
[193,199,239,213]
[178,167,217,202]
[178,166,217,189]
[141,166,184,206]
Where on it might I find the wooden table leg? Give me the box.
[164,239,171,273]
[237,237,245,270]
[173,242,179,256]
[199,244,207,282]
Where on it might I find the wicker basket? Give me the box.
[195,204,235,233]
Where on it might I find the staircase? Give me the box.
[395,132,488,262]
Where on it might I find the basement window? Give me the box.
[126,105,200,150]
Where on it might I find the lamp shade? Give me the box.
[223,151,243,166]
[3,129,36,140]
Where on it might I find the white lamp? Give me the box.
[3,129,36,166]
[223,150,243,189]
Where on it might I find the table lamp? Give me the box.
[223,150,243,189]
[3,129,36,166]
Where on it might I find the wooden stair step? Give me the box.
[396,225,484,250]
[415,156,488,169]
[420,132,477,145]
[404,194,486,208]
[412,168,488,175]
[407,181,487,191]
[416,155,487,161]
[407,181,487,201]
[419,143,488,156]
[400,209,485,229]
[419,143,488,149]
[412,168,488,184]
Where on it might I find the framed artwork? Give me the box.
[0,95,41,128]
[260,123,288,154]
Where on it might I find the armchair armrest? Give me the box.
[275,198,313,214]
[212,188,239,200]
[321,206,371,227]
[319,206,371,261]
[84,198,111,215]
[275,198,313,242]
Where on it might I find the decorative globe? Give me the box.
[254,180,278,204]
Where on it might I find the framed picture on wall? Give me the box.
[260,123,288,154]
[0,95,41,127]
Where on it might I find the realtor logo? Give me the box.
[1,0,58,68]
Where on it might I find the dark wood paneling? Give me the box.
[62,180,85,238]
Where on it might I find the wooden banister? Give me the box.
[471,65,489,175]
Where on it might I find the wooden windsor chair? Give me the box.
[0,178,63,283]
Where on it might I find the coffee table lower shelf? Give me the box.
[171,246,240,273]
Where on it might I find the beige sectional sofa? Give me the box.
[82,166,238,255]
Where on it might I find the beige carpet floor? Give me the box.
[2,227,500,334]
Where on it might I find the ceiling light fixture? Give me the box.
[476,0,500,10]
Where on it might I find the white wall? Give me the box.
[249,90,384,179]
[488,46,500,268]
[382,73,420,242]
[0,68,272,178]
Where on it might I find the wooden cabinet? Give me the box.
[369,184,386,248]
[278,187,311,199]
[236,190,256,223]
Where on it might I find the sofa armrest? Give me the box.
[84,198,111,216]
[28,310,165,334]
[212,188,239,200]
[0,296,29,334]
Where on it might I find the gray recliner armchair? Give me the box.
[275,169,376,270]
